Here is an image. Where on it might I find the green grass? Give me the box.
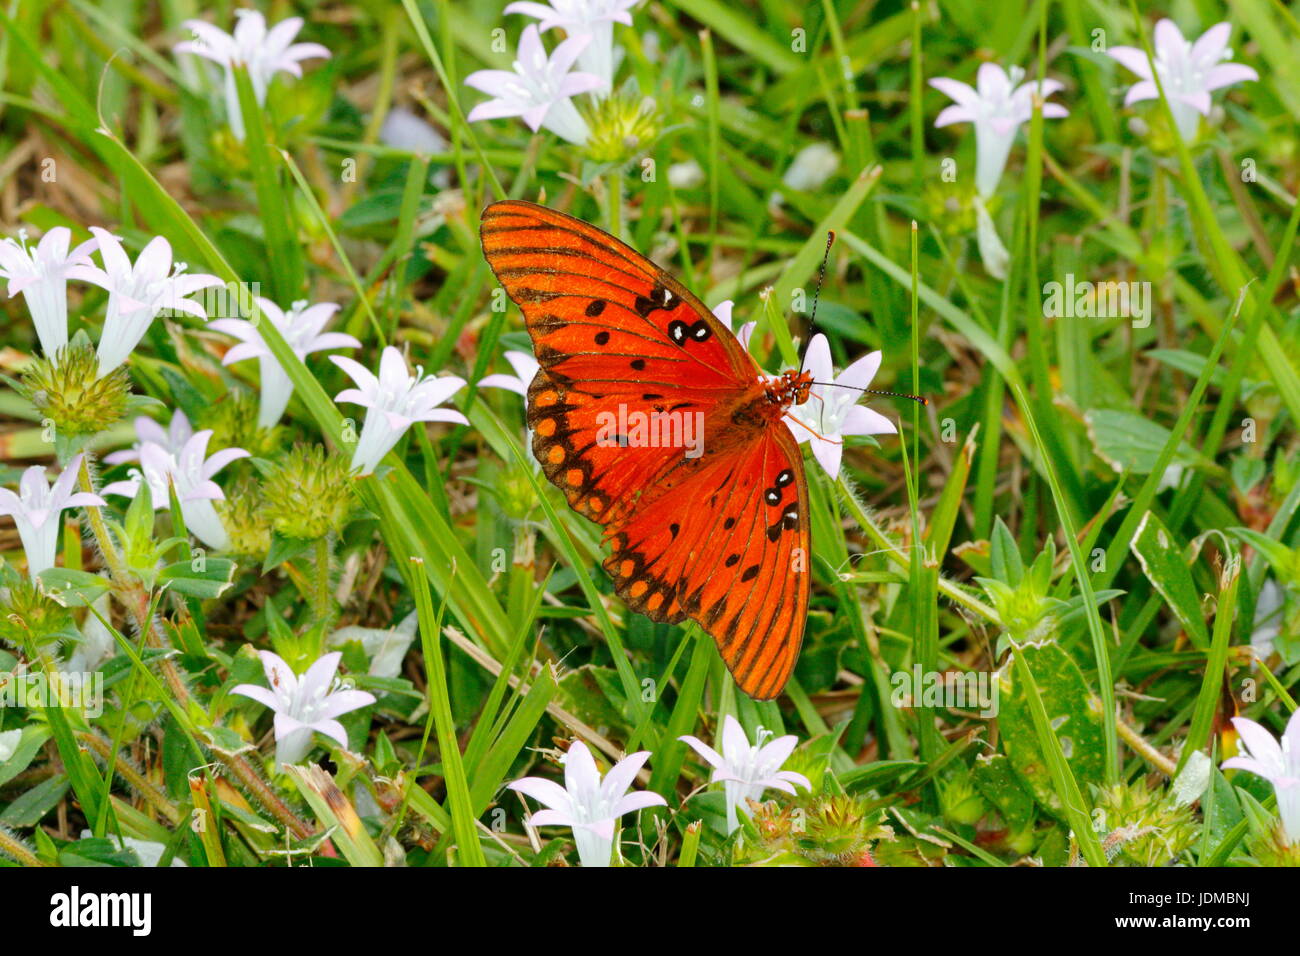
[0,0,1299,869]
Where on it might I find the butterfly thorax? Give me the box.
[724,369,813,434]
[762,369,813,411]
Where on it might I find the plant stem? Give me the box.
[76,456,317,841]
[222,756,315,840]
[0,826,46,866]
[314,535,333,626]
[78,731,182,825]
[836,478,998,623]
[608,169,624,240]
[1116,718,1178,777]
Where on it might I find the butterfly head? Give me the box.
[765,369,814,409]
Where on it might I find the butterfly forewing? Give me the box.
[481,199,808,699]
[481,201,753,389]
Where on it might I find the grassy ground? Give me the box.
[0,0,1298,868]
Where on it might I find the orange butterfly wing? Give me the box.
[481,199,808,699]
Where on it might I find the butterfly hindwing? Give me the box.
[602,424,809,700]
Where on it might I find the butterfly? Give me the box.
[481,200,816,700]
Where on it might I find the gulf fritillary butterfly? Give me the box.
[481,200,816,700]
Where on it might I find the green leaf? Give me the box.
[408,557,486,866]
[971,752,1036,826]
[999,643,1106,821]
[1130,512,1211,649]
[158,558,236,599]
[989,517,1023,586]
[0,773,70,826]
[1229,527,1296,582]
[285,765,384,868]
[262,533,315,573]
[37,568,111,606]
[1084,409,1209,476]
[0,726,52,787]
[58,837,140,868]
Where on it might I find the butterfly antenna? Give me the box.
[808,231,835,335]
[799,231,836,371]
[813,381,929,407]
[800,231,929,408]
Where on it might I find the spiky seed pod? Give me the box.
[940,771,988,826]
[0,574,77,649]
[795,793,892,866]
[921,180,979,237]
[217,478,272,558]
[584,94,660,165]
[1093,781,1198,867]
[261,443,354,541]
[198,391,282,460]
[19,342,130,439]
[1245,821,1300,867]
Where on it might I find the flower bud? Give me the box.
[262,444,354,540]
[19,341,130,442]
[584,93,660,164]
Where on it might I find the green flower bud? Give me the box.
[1093,781,1198,867]
[940,772,987,826]
[585,94,660,165]
[1002,817,1038,856]
[211,127,250,177]
[262,444,354,541]
[921,180,978,237]
[217,478,272,558]
[198,392,282,460]
[1245,821,1300,867]
[19,342,130,441]
[794,794,892,866]
[0,568,76,650]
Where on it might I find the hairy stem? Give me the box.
[75,456,317,841]
[78,731,182,825]
[0,825,46,866]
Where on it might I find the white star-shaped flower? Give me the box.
[232,650,375,768]
[70,228,222,378]
[507,741,666,866]
[679,715,811,835]
[503,0,640,88]
[103,410,196,466]
[1222,710,1300,846]
[101,428,249,551]
[711,299,760,354]
[0,227,98,362]
[930,63,1068,198]
[1107,20,1258,143]
[174,9,330,140]
[477,349,541,398]
[210,297,359,428]
[465,25,605,145]
[784,334,897,480]
[331,346,468,476]
[0,455,105,580]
